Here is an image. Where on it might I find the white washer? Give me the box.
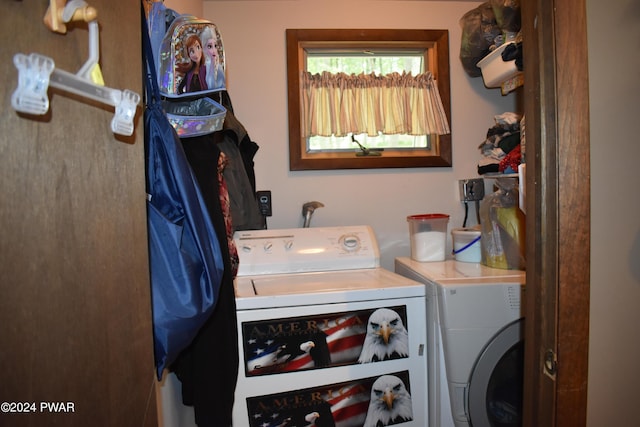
[394,258,525,427]
[233,226,428,427]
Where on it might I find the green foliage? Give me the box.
[307,54,424,76]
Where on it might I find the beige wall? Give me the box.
[164,0,202,15]
[203,0,514,271]
[586,0,640,425]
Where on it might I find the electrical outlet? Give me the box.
[256,190,272,216]
[459,178,485,202]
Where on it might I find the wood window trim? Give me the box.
[286,28,452,171]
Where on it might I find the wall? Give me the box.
[201,0,515,270]
[165,0,202,16]
[586,0,640,425]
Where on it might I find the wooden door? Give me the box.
[521,0,591,425]
[0,1,157,426]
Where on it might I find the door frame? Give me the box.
[521,0,591,426]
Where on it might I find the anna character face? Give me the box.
[185,35,204,66]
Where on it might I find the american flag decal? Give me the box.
[245,371,413,427]
[242,306,409,376]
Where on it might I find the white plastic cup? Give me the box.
[451,227,482,263]
[407,214,449,262]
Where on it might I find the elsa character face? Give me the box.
[201,27,218,61]
[205,38,218,60]
[200,25,225,89]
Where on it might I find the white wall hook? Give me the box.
[11,53,54,116]
[112,90,141,136]
[11,1,140,137]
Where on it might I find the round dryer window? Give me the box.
[467,319,524,427]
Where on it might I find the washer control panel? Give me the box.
[233,225,380,276]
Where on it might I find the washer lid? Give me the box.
[235,268,425,310]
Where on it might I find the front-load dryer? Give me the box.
[233,226,429,427]
[395,258,525,427]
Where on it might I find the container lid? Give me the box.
[451,227,481,236]
[407,213,450,222]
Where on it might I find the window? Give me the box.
[286,29,452,170]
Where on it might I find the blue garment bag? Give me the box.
[143,16,224,379]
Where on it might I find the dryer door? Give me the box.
[467,319,524,427]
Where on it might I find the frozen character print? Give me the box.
[200,26,225,90]
[177,33,208,94]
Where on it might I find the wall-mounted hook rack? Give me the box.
[44,0,97,34]
[11,0,140,137]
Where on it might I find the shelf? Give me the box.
[481,172,519,179]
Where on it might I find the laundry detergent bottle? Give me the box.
[479,178,526,270]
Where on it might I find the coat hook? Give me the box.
[44,0,97,34]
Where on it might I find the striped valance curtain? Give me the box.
[300,70,450,138]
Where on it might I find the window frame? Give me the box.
[286,28,452,171]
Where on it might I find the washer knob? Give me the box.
[340,234,361,251]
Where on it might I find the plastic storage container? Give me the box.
[476,41,519,88]
[407,214,450,262]
[451,227,482,263]
[479,178,526,270]
[163,97,226,138]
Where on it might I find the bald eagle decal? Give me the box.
[274,330,331,367]
[296,399,336,427]
[363,375,413,427]
[358,308,409,363]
